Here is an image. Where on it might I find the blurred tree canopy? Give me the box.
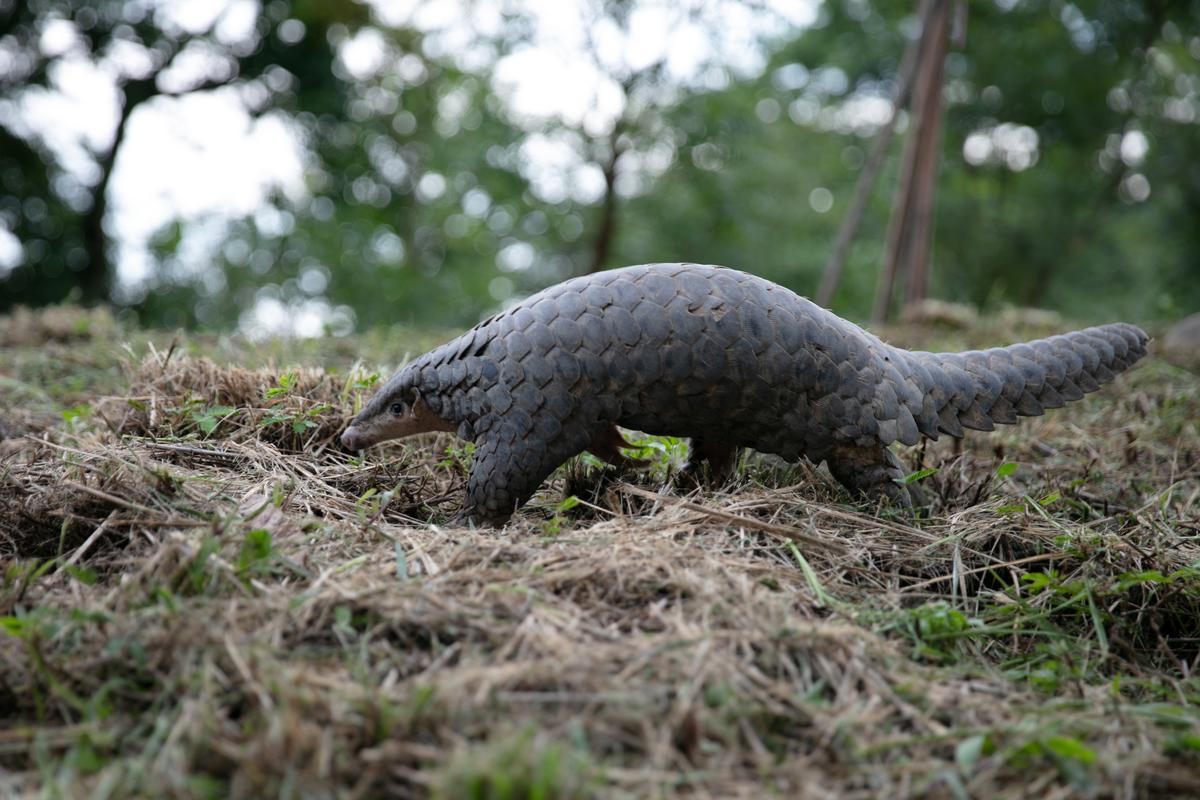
[0,0,367,310]
[1,0,1198,333]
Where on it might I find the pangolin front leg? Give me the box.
[823,443,923,509]
[460,434,578,526]
[459,395,611,526]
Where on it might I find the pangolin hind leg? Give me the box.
[587,424,651,470]
[679,438,739,487]
[823,442,924,509]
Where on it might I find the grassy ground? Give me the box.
[1,305,1199,799]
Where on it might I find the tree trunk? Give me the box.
[587,127,623,274]
[78,74,161,304]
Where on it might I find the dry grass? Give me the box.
[1,306,1199,799]
[0,305,118,348]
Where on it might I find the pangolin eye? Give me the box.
[389,402,405,415]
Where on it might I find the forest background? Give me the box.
[1,0,1198,335]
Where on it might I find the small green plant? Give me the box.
[191,404,236,436]
[995,491,1063,515]
[262,402,330,436]
[344,370,383,412]
[895,601,982,663]
[332,605,360,642]
[60,404,93,434]
[355,487,380,519]
[264,371,299,400]
[788,541,836,607]
[899,466,938,485]
[439,442,476,473]
[1020,569,1068,596]
[236,529,274,577]
[1005,733,1097,786]
[433,727,595,800]
[352,372,380,391]
[619,432,687,474]
[1013,642,1086,693]
[577,451,606,469]
[256,372,332,436]
[955,733,996,774]
[1165,733,1200,755]
[63,565,98,586]
[541,494,581,535]
[184,537,221,595]
[355,487,399,523]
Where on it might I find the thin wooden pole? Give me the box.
[903,1,952,306]
[814,0,933,309]
[872,0,950,324]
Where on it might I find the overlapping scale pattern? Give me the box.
[366,263,1148,524]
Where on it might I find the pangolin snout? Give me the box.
[340,426,362,452]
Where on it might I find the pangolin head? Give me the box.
[340,366,453,451]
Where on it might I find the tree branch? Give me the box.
[815,0,933,309]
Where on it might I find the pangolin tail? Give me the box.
[897,322,1149,440]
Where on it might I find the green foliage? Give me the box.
[433,728,596,800]
[185,537,222,596]
[5,1,1197,327]
[438,442,476,474]
[261,404,328,437]
[63,565,98,586]
[788,541,835,607]
[191,405,236,437]
[60,404,95,436]
[0,0,368,310]
[895,601,983,663]
[351,371,381,393]
[620,0,1200,322]
[258,373,332,436]
[619,432,687,474]
[541,495,582,536]
[955,733,994,772]
[900,466,938,485]
[1165,733,1200,755]
[1008,734,1097,786]
[237,529,275,577]
[264,372,299,400]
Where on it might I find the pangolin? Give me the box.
[341,263,1147,525]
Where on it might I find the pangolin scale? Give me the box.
[341,263,1148,525]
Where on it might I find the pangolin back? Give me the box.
[355,263,1148,523]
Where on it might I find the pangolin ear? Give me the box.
[411,388,436,415]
